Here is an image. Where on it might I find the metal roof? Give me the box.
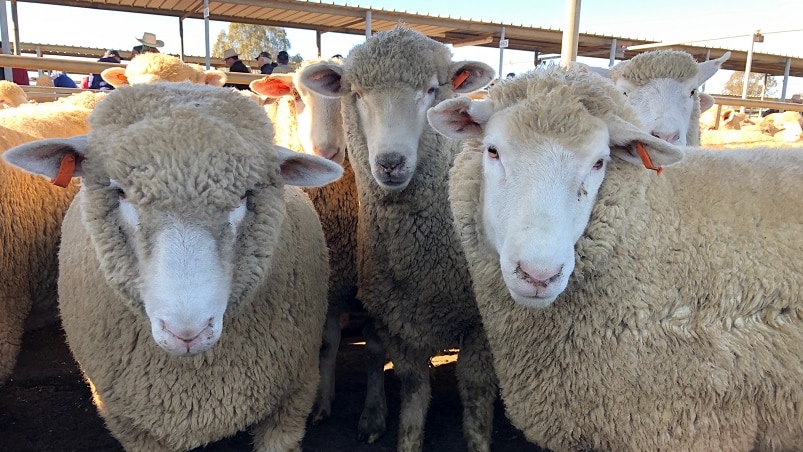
[15,0,803,78]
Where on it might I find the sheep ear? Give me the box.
[250,75,294,97]
[427,97,493,140]
[101,68,128,87]
[578,63,612,79]
[298,62,344,98]
[699,92,715,112]
[697,51,730,85]
[449,61,495,93]
[203,70,227,87]
[606,115,685,168]
[3,136,88,183]
[274,145,344,187]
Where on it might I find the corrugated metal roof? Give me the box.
[16,0,803,77]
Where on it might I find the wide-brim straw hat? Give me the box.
[223,48,239,59]
[135,32,164,48]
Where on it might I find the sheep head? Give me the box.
[3,82,343,355]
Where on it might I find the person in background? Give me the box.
[52,71,78,88]
[134,32,164,55]
[0,44,30,85]
[88,49,121,91]
[271,50,293,74]
[223,48,251,90]
[257,51,275,75]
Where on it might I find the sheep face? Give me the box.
[429,69,683,308]
[476,104,611,307]
[615,76,697,144]
[3,83,343,356]
[250,69,347,164]
[298,26,494,192]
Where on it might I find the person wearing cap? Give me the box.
[272,50,293,74]
[257,51,275,75]
[222,48,251,90]
[135,32,164,54]
[88,49,121,91]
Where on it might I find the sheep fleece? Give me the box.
[450,146,803,451]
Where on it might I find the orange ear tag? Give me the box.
[452,70,471,89]
[633,141,664,175]
[51,154,76,188]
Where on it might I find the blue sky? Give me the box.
[4,0,803,95]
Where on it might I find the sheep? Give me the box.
[587,50,730,145]
[298,25,498,451]
[101,53,227,88]
[429,65,803,451]
[0,90,107,386]
[3,81,344,451]
[250,64,386,427]
[0,80,28,107]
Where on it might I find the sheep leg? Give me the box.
[310,303,342,424]
[456,327,497,452]
[380,324,431,452]
[252,365,319,452]
[357,318,388,443]
[0,293,29,385]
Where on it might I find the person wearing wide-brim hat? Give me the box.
[222,48,251,91]
[135,32,164,50]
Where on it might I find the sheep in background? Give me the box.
[0,90,107,386]
[0,80,28,107]
[101,53,227,88]
[587,50,730,145]
[299,25,497,451]
[3,82,343,451]
[430,66,803,451]
[250,65,386,426]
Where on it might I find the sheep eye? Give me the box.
[353,91,362,100]
[592,159,604,170]
[115,188,127,200]
[487,146,499,159]
[622,91,628,97]
[690,88,697,97]
[427,86,438,95]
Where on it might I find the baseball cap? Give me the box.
[104,49,121,59]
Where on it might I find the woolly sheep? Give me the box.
[299,25,498,451]
[3,82,344,451]
[250,64,386,427]
[101,53,227,88]
[588,50,730,145]
[0,90,107,386]
[0,80,28,107]
[430,66,803,451]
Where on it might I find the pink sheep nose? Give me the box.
[515,263,563,288]
[651,131,681,144]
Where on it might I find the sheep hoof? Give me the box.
[309,405,331,425]
[356,411,386,444]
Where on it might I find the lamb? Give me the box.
[298,25,498,451]
[588,50,730,145]
[250,65,385,427]
[101,52,227,88]
[429,66,803,451]
[3,81,344,451]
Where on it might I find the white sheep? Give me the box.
[3,81,344,451]
[249,63,386,426]
[101,53,227,88]
[587,50,730,145]
[429,66,803,451]
[298,25,498,451]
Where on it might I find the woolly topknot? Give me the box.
[344,25,453,90]
[489,66,642,134]
[611,50,699,85]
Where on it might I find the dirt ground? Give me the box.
[0,322,546,452]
